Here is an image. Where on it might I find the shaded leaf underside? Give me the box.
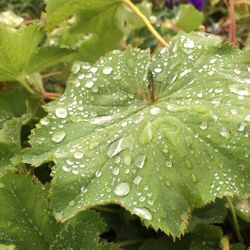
[23,32,250,236]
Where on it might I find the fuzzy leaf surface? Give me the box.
[23,32,250,236]
[0,172,60,249]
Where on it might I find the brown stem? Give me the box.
[43,92,61,100]
[229,0,236,45]
[23,20,34,25]
[42,71,61,79]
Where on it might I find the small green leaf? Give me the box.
[50,211,119,250]
[174,4,204,32]
[0,172,60,249]
[23,32,250,236]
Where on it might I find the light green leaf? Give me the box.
[50,211,119,250]
[23,32,250,236]
[0,24,73,93]
[174,4,204,32]
[0,113,22,170]
[0,244,16,250]
[0,172,60,249]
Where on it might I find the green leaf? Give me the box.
[0,172,60,249]
[0,114,22,170]
[50,211,119,250]
[0,244,16,250]
[23,32,250,236]
[189,199,227,231]
[0,24,73,92]
[234,198,250,223]
[174,4,204,32]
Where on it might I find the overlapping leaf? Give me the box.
[23,32,250,236]
[0,172,117,250]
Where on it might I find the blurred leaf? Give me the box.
[0,244,15,250]
[189,199,227,231]
[0,10,23,27]
[174,4,204,32]
[234,198,250,223]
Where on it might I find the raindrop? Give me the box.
[132,207,152,220]
[95,170,102,178]
[219,127,230,139]
[103,66,113,75]
[133,176,143,185]
[135,155,146,169]
[71,64,80,74]
[150,107,161,116]
[74,151,83,159]
[165,160,173,168]
[85,80,94,89]
[112,167,120,176]
[114,182,130,197]
[238,123,246,132]
[154,67,162,73]
[191,174,198,183]
[245,114,250,122]
[52,131,66,143]
[200,121,208,130]
[62,165,71,172]
[55,107,68,119]
[40,117,49,125]
[183,39,195,49]
[68,200,75,207]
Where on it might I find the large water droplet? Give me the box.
[219,127,230,139]
[132,207,152,220]
[114,182,130,197]
[52,131,66,143]
[183,39,195,49]
[74,151,83,159]
[150,107,161,116]
[135,155,146,169]
[40,117,49,125]
[133,176,143,185]
[85,80,94,89]
[103,66,113,75]
[55,107,68,119]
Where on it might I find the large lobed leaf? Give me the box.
[23,32,250,236]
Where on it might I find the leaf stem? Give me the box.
[18,77,36,95]
[226,197,243,243]
[229,0,236,45]
[43,91,61,100]
[115,238,145,248]
[121,0,168,47]
[221,235,230,250]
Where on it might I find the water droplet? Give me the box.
[238,123,246,132]
[150,107,161,116]
[71,64,80,74]
[219,127,230,139]
[74,151,83,159]
[200,121,208,130]
[90,67,98,73]
[55,107,68,119]
[154,67,162,73]
[133,176,143,185]
[229,85,249,96]
[191,174,198,183]
[40,117,49,125]
[85,80,94,89]
[68,200,75,207]
[183,39,195,49]
[103,66,113,75]
[114,182,130,197]
[165,160,173,168]
[52,131,66,143]
[245,114,250,122]
[95,170,102,177]
[112,167,120,176]
[135,155,146,169]
[132,207,152,220]
[62,165,71,172]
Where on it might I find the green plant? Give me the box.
[0,0,249,249]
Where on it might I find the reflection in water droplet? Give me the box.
[52,131,66,143]
[95,170,102,177]
[55,108,68,119]
[150,107,161,116]
[112,167,120,176]
[135,155,146,169]
[74,151,83,159]
[219,127,230,139]
[133,176,143,185]
[200,121,208,130]
[133,207,152,220]
[114,182,130,197]
[183,39,195,48]
[103,66,113,75]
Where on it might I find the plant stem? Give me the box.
[42,71,61,79]
[221,235,230,250]
[115,238,145,248]
[229,0,236,45]
[43,91,61,100]
[226,197,243,243]
[121,0,168,47]
[19,78,36,95]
